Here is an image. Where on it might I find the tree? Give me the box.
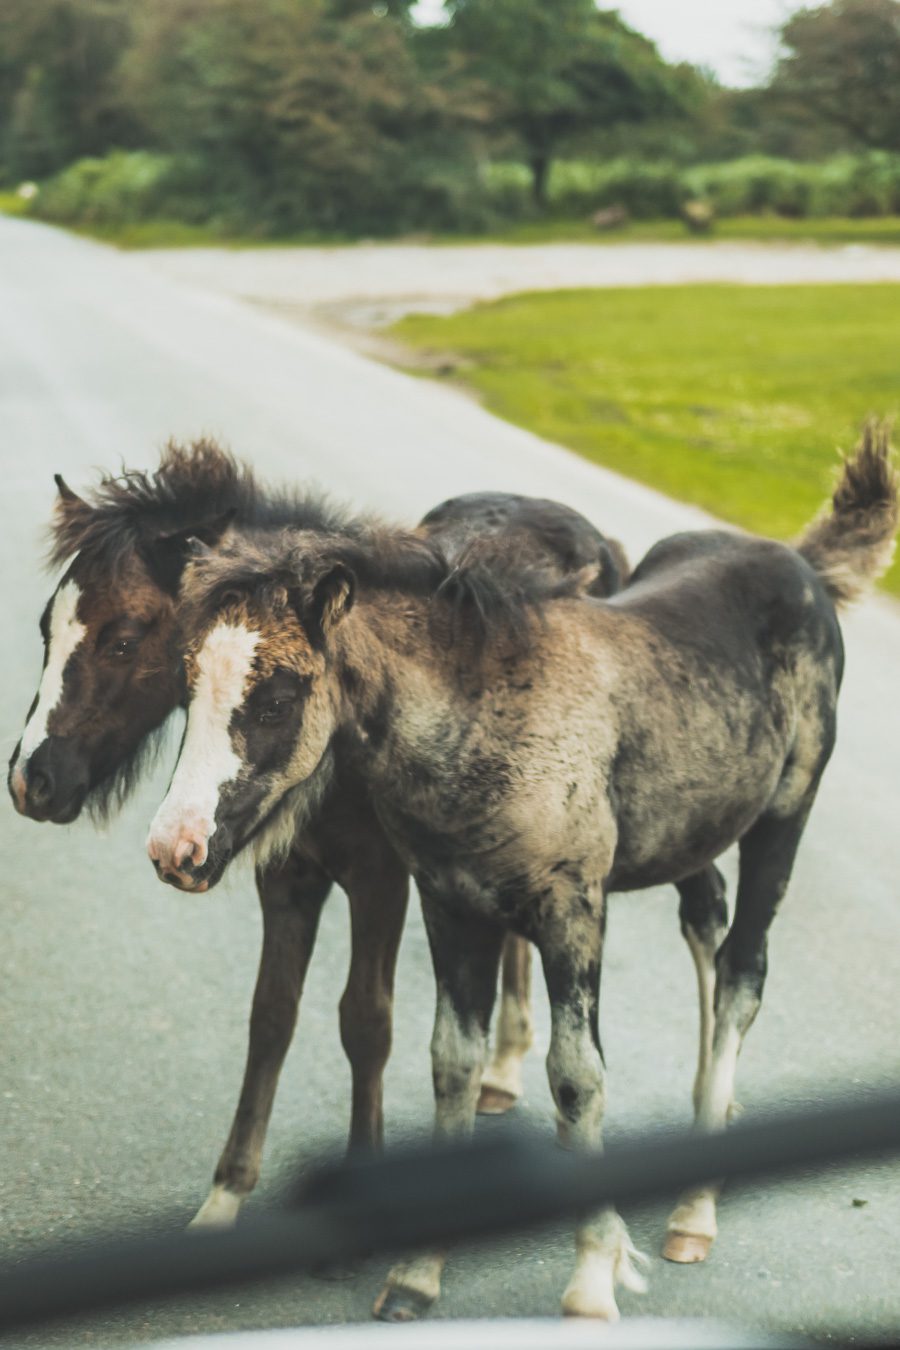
[773,0,900,151]
[120,0,484,233]
[445,0,690,205]
[0,0,138,179]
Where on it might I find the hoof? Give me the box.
[188,1186,242,1231]
[561,1290,620,1321]
[663,1231,713,1264]
[477,1084,520,1115]
[373,1285,435,1323]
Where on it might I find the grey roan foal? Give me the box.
[147,427,897,1320]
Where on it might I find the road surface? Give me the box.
[1,215,898,1347]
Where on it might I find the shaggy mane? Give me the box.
[85,719,176,825]
[183,519,585,655]
[48,438,353,822]
[47,437,349,576]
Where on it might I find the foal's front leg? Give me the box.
[540,909,646,1320]
[374,900,505,1322]
[190,850,332,1229]
[339,843,409,1153]
[477,933,533,1114]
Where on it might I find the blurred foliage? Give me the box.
[3,0,900,235]
[773,0,900,152]
[0,0,140,178]
[116,0,489,234]
[31,148,212,226]
[24,147,900,240]
[485,152,900,221]
[443,0,696,204]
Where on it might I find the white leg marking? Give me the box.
[376,990,485,1318]
[479,987,532,1106]
[147,623,259,869]
[14,581,86,782]
[188,1184,243,1231]
[547,1007,645,1319]
[665,983,758,1261]
[683,925,717,1117]
[480,940,533,1113]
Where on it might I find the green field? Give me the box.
[390,283,900,596]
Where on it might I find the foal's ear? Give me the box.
[190,508,237,550]
[141,509,236,595]
[307,562,355,638]
[588,537,630,598]
[54,474,86,508]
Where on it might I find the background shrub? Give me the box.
[32,151,211,228]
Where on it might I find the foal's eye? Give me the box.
[257,699,293,725]
[111,638,137,660]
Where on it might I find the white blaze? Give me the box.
[147,623,259,862]
[17,581,86,767]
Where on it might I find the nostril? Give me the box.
[174,840,195,872]
[174,834,207,870]
[27,768,53,807]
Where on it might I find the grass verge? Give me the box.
[6,203,900,250]
[470,216,900,248]
[0,192,29,218]
[389,283,900,597]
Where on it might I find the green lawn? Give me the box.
[389,283,900,597]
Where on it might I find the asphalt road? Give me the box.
[1,214,899,1347]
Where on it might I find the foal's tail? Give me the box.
[796,419,899,609]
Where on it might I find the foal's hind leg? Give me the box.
[190,851,331,1229]
[477,934,533,1115]
[676,865,730,1121]
[339,844,409,1153]
[374,900,505,1322]
[664,804,814,1264]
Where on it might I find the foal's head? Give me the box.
[8,442,243,824]
[146,532,368,890]
[146,526,446,891]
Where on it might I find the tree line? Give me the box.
[2,0,899,235]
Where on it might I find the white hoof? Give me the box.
[188,1184,243,1231]
[664,1189,718,1264]
[562,1229,647,1319]
[561,1259,620,1321]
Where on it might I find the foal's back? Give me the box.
[616,528,842,666]
[578,530,844,890]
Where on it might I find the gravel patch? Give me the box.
[137,240,900,331]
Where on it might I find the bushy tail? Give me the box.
[796,419,898,609]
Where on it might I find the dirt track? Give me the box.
[138,238,900,333]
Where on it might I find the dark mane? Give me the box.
[47,437,349,575]
[433,536,586,652]
[183,523,448,628]
[85,719,175,825]
[183,520,584,655]
[47,438,354,822]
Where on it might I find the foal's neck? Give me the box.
[334,590,466,779]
